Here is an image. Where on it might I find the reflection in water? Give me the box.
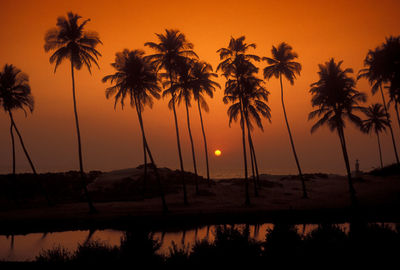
[0,223,397,262]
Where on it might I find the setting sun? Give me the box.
[214,149,222,156]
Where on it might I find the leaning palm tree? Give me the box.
[358,46,399,164]
[309,58,366,208]
[145,29,198,205]
[0,64,36,175]
[0,64,51,204]
[166,58,200,194]
[361,103,390,168]
[217,36,260,206]
[263,42,308,199]
[102,49,168,212]
[44,12,102,213]
[241,76,271,196]
[191,61,220,185]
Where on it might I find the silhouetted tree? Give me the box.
[166,58,200,194]
[218,36,260,205]
[44,12,102,213]
[102,49,168,212]
[309,59,366,208]
[361,103,390,168]
[0,64,34,175]
[224,75,271,197]
[358,41,399,164]
[263,42,308,198]
[382,36,400,131]
[190,61,220,186]
[169,59,220,191]
[0,64,51,205]
[145,29,198,205]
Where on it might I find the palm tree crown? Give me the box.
[0,64,33,113]
[309,59,366,133]
[362,103,390,134]
[191,61,220,109]
[44,12,102,73]
[223,75,271,129]
[217,36,260,78]
[102,49,161,110]
[145,29,198,76]
[263,42,301,84]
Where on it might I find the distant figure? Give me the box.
[355,159,360,173]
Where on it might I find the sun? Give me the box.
[214,149,222,156]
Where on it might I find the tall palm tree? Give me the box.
[263,42,308,199]
[217,36,260,206]
[382,36,400,131]
[361,103,390,168]
[0,64,35,174]
[44,12,102,213]
[0,64,51,204]
[358,45,399,164]
[388,79,400,130]
[168,60,221,190]
[166,58,200,194]
[145,29,197,205]
[241,76,271,196]
[102,49,168,212]
[309,58,366,208]
[191,61,220,186]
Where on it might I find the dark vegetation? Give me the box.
[369,163,400,177]
[2,223,397,266]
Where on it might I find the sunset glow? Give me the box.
[0,0,399,176]
[214,150,222,157]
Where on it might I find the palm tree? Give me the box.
[0,64,35,174]
[241,76,271,196]
[263,42,308,199]
[217,36,260,206]
[382,36,400,131]
[0,64,51,204]
[191,61,220,186]
[361,103,390,168]
[358,45,399,164]
[102,49,168,212]
[145,29,198,205]
[166,58,200,194]
[44,12,102,213]
[309,58,366,208]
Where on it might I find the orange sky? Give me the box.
[1,0,400,176]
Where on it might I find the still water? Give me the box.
[0,223,394,262]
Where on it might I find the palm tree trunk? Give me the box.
[135,100,168,212]
[168,71,188,205]
[10,119,15,175]
[9,111,52,206]
[9,111,37,174]
[250,140,260,189]
[185,100,199,194]
[245,113,258,197]
[380,85,399,164]
[376,131,383,169]
[337,126,358,208]
[395,102,400,133]
[143,138,147,193]
[239,101,250,206]
[279,75,308,198]
[197,100,210,186]
[172,98,188,205]
[246,117,260,189]
[70,61,96,213]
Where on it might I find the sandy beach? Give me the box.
[0,169,399,235]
